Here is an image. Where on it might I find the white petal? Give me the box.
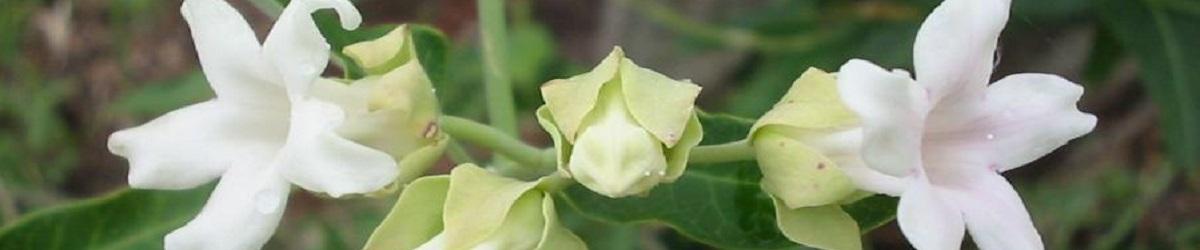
[836,59,929,177]
[946,172,1044,250]
[276,100,398,197]
[897,180,965,250]
[108,101,287,189]
[262,0,361,98]
[164,158,291,250]
[837,156,909,196]
[912,0,1008,107]
[983,74,1096,172]
[180,0,286,106]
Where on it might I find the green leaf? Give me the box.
[0,187,212,249]
[558,113,897,249]
[1097,0,1200,169]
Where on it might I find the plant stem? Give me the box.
[439,116,554,174]
[688,140,756,164]
[476,0,519,167]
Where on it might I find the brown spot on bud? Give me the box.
[423,122,439,139]
[816,163,826,170]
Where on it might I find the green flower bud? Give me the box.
[748,68,860,208]
[536,47,703,198]
[750,68,866,250]
[321,25,447,194]
[364,164,585,250]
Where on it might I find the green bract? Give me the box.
[364,164,585,250]
[332,25,447,194]
[749,68,864,250]
[536,47,703,198]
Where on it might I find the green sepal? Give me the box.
[535,106,572,177]
[618,61,702,147]
[343,25,416,75]
[539,48,621,142]
[442,165,585,249]
[773,198,862,250]
[363,176,449,250]
[540,47,701,146]
[663,113,703,182]
[754,130,856,208]
[749,68,858,136]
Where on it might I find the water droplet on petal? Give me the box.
[986,134,995,140]
[657,170,666,176]
[642,171,652,177]
[255,190,281,214]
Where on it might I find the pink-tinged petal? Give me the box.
[276,100,398,198]
[946,172,1044,250]
[837,59,929,177]
[164,158,291,250]
[180,0,286,106]
[837,157,908,196]
[983,74,1096,172]
[262,0,361,99]
[897,180,965,250]
[108,101,287,190]
[913,0,1008,108]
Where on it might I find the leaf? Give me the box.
[0,187,212,249]
[1097,0,1200,169]
[558,113,897,249]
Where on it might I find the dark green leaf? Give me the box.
[0,187,212,249]
[1097,0,1200,169]
[558,113,897,249]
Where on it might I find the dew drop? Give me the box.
[657,170,666,176]
[642,171,652,177]
[985,134,995,140]
[255,191,281,214]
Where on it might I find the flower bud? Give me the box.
[312,25,447,193]
[749,68,861,208]
[537,47,703,198]
[363,164,585,250]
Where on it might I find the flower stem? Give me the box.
[439,116,554,176]
[688,140,756,164]
[476,0,519,167]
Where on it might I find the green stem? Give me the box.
[440,116,554,174]
[688,140,756,164]
[476,0,519,167]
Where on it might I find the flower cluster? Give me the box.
[106,0,1095,249]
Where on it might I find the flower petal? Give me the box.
[262,0,361,98]
[108,101,287,189]
[837,59,929,177]
[913,0,1008,106]
[983,74,1096,172]
[897,180,965,250]
[276,100,398,197]
[947,172,1044,250]
[164,158,290,250]
[180,0,286,106]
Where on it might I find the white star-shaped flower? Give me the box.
[834,0,1097,249]
[107,0,400,249]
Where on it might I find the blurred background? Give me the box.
[1,0,1198,249]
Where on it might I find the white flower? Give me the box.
[106,0,400,249]
[834,0,1097,249]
